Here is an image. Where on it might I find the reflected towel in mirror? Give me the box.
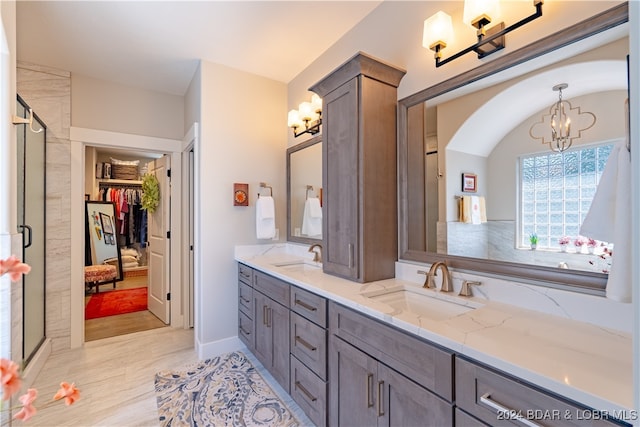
[256,196,276,239]
[459,196,486,225]
[301,197,322,237]
[580,116,631,302]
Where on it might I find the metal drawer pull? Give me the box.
[240,271,250,278]
[366,373,374,408]
[377,381,385,416]
[348,244,354,269]
[239,326,251,336]
[295,299,318,312]
[295,335,317,351]
[295,381,317,402]
[480,393,542,427]
[267,307,272,328]
[240,296,250,304]
[262,305,267,325]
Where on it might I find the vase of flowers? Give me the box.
[558,236,570,252]
[1,255,80,421]
[586,238,597,254]
[529,233,538,250]
[574,236,586,253]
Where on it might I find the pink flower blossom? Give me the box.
[586,238,597,248]
[574,236,586,247]
[558,236,571,245]
[13,388,38,422]
[0,255,31,282]
[1,358,22,400]
[53,382,80,406]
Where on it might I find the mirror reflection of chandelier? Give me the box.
[529,83,596,153]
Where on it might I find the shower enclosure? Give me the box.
[16,95,46,365]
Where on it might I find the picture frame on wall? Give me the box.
[462,173,477,193]
[100,212,114,235]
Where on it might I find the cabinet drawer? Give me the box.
[291,312,327,380]
[238,310,253,348]
[291,355,327,427]
[291,286,327,327]
[456,358,625,427]
[238,280,253,317]
[238,263,253,285]
[329,301,453,401]
[455,408,490,426]
[254,271,290,307]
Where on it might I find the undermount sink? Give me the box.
[361,285,482,321]
[272,260,322,272]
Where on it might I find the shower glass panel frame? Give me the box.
[16,95,46,366]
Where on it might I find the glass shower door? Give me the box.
[16,96,46,365]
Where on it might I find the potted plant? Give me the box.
[558,236,570,252]
[529,233,538,250]
[574,236,586,253]
[586,238,598,254]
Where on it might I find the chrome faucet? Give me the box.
[308,243,323,263]
[427,262,453,292]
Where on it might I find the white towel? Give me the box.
[580,121,631,302]
[256,196,276,239]
[301,198,322,237]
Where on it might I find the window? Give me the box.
[520,143,613,249]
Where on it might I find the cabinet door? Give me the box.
[270,298,290,393]
[323,78,359,280]
[329,336,378,426]
[253,292,272,369]
[377,363,453,426]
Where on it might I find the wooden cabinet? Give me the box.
[252,272,290,393]
[310,52,406,283]
[237,264,253,350]
[329,301,454,426]
[290,285,329,426]
[455,358,625,427]
[330,335,452,426]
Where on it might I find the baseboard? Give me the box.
[21,338,52,388]
[196,335,244,360]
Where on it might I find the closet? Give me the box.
[16,96,46,365]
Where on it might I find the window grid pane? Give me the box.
[520,144,612,248]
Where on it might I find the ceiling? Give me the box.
[16,1,382,96]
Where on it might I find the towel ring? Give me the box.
[306,185,315,200]
[258,182,273,198]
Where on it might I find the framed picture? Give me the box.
[100,212,114,235]
[462,173,477,193]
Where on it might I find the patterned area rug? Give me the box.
[155,351,303,426]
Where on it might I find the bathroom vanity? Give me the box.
[235,251,632,427]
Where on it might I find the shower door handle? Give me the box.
[19,224,32,248]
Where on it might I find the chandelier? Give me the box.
[529,83,596,153]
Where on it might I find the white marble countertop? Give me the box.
[235,250,633,417]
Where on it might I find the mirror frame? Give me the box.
[287,134,323,245]
[398,3,627,294]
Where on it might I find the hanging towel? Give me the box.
[580,103,631,302]
[459,196,486,224]
[256,196,276,239]
[301,197,322,237]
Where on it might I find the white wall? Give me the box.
[72,74,185,140]
[195,61,287,358]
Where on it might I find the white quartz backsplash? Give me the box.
[236,243,631,334]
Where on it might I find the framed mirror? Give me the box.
[287,135,323,245]
[85,201,123,281]
[398,4,628,294]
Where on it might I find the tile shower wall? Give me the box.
[17,61,72,353]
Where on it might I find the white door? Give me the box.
[147,156,170,323]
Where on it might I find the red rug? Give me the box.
[85,287,148,320]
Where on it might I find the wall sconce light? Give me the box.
[288,94,322,138]
[529,83,596,153]
[423,0,543,67]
